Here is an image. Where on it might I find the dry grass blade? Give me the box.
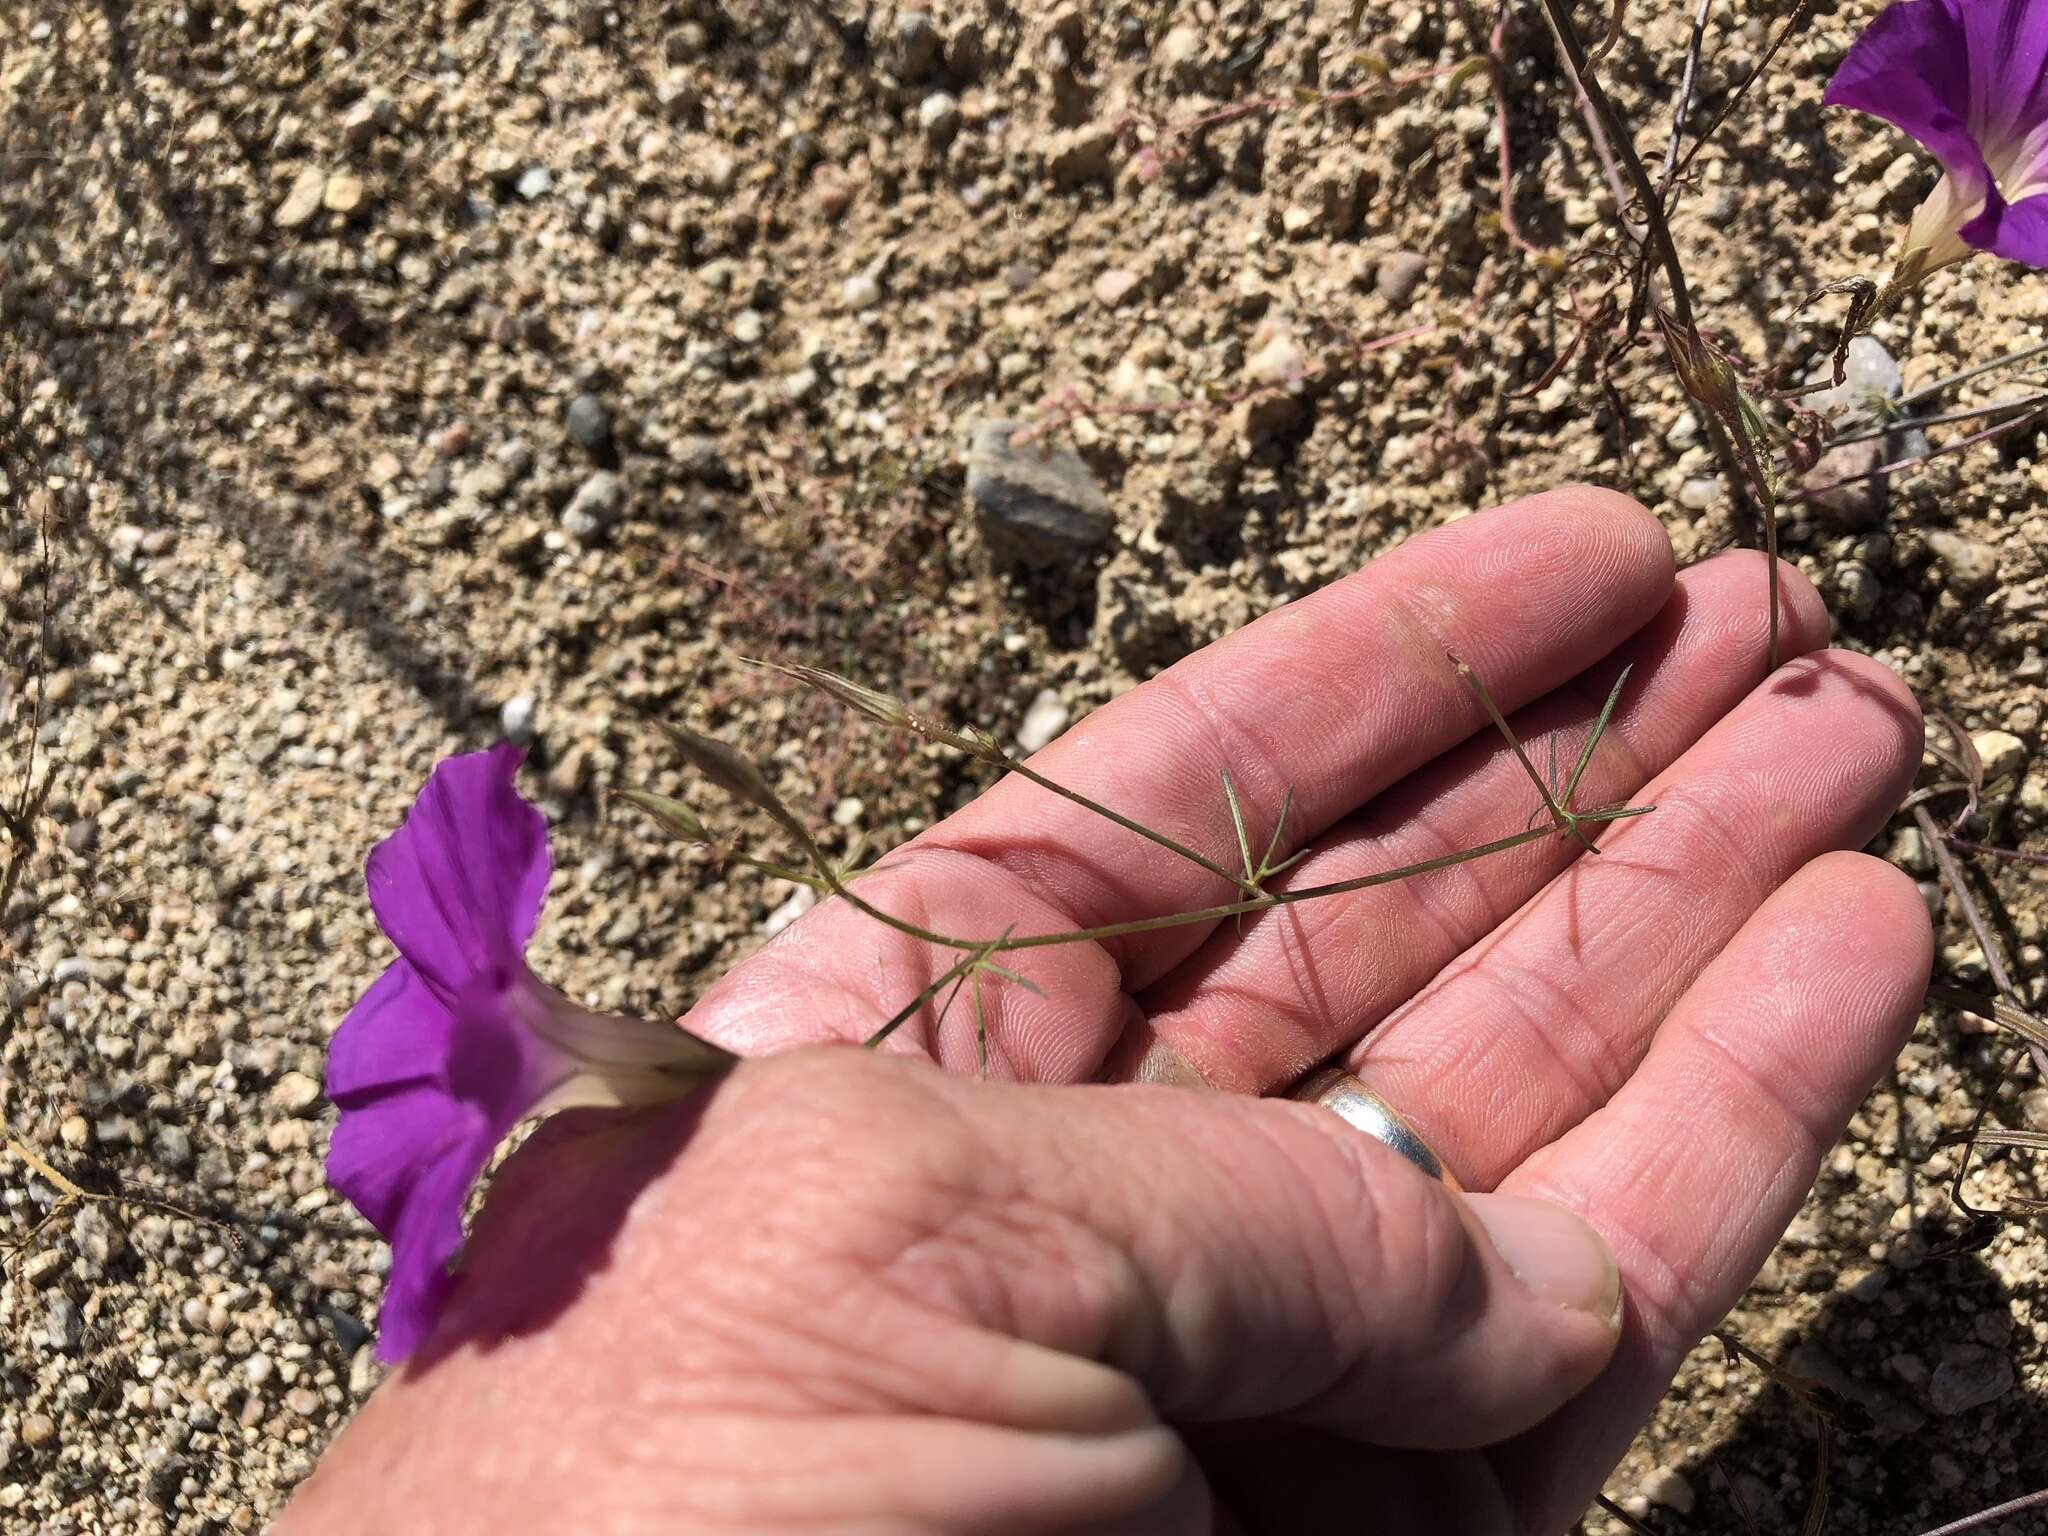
[1928,984,2048,1051]
[1912,1486,2048,1535]
[652,718,820,856]
[749,657,997,761]
[1713,1331,1836,1536]
[614,788,711,844]
[1594,1495,1659,1535]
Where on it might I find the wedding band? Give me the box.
[1290,1068,1461,1191]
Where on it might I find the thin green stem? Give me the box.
[865,953,981,1050]
[1004,755,1256,895]
[840,808,1647,969]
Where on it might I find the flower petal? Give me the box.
[364,744,551,1001]
[325,958,456,1099]
[335,1112,486,1362]
[1825,0,1989,189]
[1963,188,2048,264]
[326,957,566,1360]
[1959,0,2048,155]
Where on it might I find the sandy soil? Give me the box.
[7,0,2048,1529]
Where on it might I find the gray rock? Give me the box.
[1930,1344,2014,1415]
[153,1124,194,1171]
[1805,335,1904,413]
[965,420,1114,564]
[1677,476,1721,512]
[1834,560,1883,619]
[1804,436,1888,525]
[63,818,98,855]
[1927,529,2000,591]
[45,1294,82,1353]
[1375,251,1428,306]
[564,392,612,452]
[496,437,534,481]
[894,11,941,78]
[561,470,625,538]
[918,91,961,145]
[672,434,729,483]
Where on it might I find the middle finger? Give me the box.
[1116,550,1829,1092]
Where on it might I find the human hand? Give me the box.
[283,488,1930,1534]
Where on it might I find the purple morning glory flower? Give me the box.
[1826,0,2048,274]
[326,744,733,1361]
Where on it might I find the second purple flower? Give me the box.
[1827,0,2048,276]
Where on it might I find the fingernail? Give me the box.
[1465,1193,1622,1323]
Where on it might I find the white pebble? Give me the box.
[762,885,819,937]
[500,695,538,744]
[1016,690,1071,754]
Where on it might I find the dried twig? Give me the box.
[1658,0,1715,192]
[1911,1487,2048,1536]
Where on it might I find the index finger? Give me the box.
[920,486,1674,989]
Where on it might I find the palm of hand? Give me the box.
[291,490,1929,1535]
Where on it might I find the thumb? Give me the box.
[751,1052,1625,1449]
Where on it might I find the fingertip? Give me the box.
[1797,848,1936,1004]
[1499,484,1676,582]
[1683,548,1833,660]
[1766,647,1925,816]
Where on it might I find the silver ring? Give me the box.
[1290,1067,1461,1191]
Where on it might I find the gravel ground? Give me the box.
[8,0,2048,1530]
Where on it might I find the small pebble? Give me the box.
[1929,1344,2014,1415]
[918,91,961,144]
[565,393,613,452]
[1971,728,2027,782]
[322,171,367,215]
[270,1071,322,1115]
[1093,267,1140,307]
[762,885,819,937]
[562,470,626,538]
[1376,250,1428,305]
[1640,1466,1695,1514]
[1927,529,1999,590]
[1016,689,1071,754]
[501,695,538,744]
[1677,476,1721,512]
[274,168,326,229]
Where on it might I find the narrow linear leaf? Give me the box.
[1564,665,1632,810]
[1221,769,1255,883]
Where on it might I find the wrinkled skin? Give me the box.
[283,489,1929,1535]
